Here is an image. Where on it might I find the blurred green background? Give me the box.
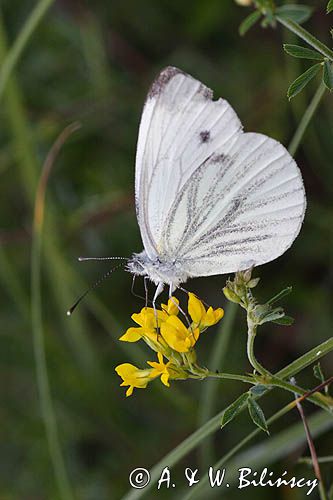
[0,0,332,498]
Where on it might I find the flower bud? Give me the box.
[223,286,242,304]
[234,0,252,5]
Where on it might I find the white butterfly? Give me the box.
[127,66,306,305]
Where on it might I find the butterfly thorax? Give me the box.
[127,250,188,287]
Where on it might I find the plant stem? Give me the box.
[288,81,326,156]
[292,384,329,500]
[0,0,54,100]
[246,317,333,412]
[246,318,271,377]
[276,16,333,62]
[205,371,254,384]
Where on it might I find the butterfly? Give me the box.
[126,66,306,306]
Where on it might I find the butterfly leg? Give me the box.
[168,283,192,330]
[152,282,164,331]
[144,276,149,308]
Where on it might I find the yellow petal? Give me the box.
[115,363,139,378]
[119,327,142,342]
[203,307,224,327]
[115,363,151,390]
[161,318,190,353]
[188,293,206,324]
[161,297,179,316]
[126,386,134,397]
[165,315,189,334]
[161,372,170,387]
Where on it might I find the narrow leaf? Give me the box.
[276,5,313,24]
[221,392,249,429]
[239,10,261,36]
[267,286,292,305]
[323,60,333,90]
[283,44,323,61]
[327,0,333,14]
[248,397,269,434]
[287,63,322,100]
[272,315,295,326]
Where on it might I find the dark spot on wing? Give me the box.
[200,85,213,100]
[148,66,184,99]
[200,130,210,143]
[211,153,230,164]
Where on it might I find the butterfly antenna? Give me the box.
[78,256,128,262]
[67,262,125,316]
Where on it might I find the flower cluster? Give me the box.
[115,293,224,396]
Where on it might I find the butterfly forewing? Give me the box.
[135,66,242,259]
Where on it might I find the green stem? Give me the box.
[276,16,333,62]
[288,81,326,156]
[0,0,55,100]
[246,318,333,412]
[246,316,271,377]
[205,371,254,384]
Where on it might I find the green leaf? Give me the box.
[327,0,333,14]
[287,63,322,100]
[323,60,333,90]
[221,392,249,429]
[239,10,261,36]
[255,306,285,325]
[283,44,323,61]
[276,5,313,24]
[313,363,325,383]
[248,397,269,434]
[272,315,295,326]
[250,384,268,396]
[267,286,292,305]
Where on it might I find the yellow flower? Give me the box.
[161,315,199,353]
[115,363,152,397]
[147,352,172,387]
[161,296,180,316]
[119,307,166,343]
[188,293,224,330]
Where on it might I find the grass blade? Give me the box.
[0,0,54,101]
[31,125,79,500]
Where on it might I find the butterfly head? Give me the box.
[126,250,188,287]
